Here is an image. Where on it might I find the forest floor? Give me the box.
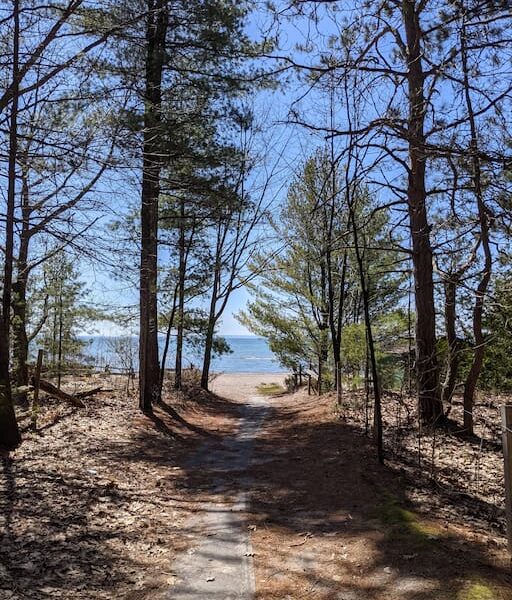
[248,388,512,599]
[0,372,246,599]
[1,373,512,599]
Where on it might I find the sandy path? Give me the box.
[168,374,285,598]
[209,372,287,401]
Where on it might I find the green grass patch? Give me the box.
[374,494,444,551]
[456,580,499,600]
[256,382,285,396]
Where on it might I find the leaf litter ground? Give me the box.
[2,374,512,600]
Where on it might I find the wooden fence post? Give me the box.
[31,349,44,431]
[501,404,512,554]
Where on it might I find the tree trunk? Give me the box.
[201,217,234,391]
[347,190,384,464]
[201,320,215,391]
[57,282,64,390]
[317,352,323,396]
[336,252,348,402]
[12,275,29,402]
[201,254,221,390]
[51,296,58,367]
[441,276,459,406]
[317,327,329,396]
[326,81,345,402]
[139,0,168,412]
[327,244,347,402]
[34,378,85,408]
[318,254,329,395]
[403,0,442,424]
[0,0,21,450]
[158,285,178,398]
[460,1,491,435]
[12,165,31,405]
[0,326,20,451]
[174,200,186,391]
[349,195,383,463]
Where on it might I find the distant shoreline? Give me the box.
[78,334,265,339]
[74,335,285,375]
[209,370,288,376]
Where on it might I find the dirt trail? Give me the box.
[168,374,512,599]
[3,371,512,599]
[169,395,269,599]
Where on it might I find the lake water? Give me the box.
[82,335,286,374]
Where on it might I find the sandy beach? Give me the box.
[209,372,288,400]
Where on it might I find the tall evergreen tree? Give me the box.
[239,153,403,396]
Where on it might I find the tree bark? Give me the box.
[0,0,22,451]
[158,285,178,398]
[200,217,231,391]
[326,78,346,402]
[0,328,20,451]
[441,276,460,406]
[201,269,219,391]
[318,259,329,395]
[139,0,168,412]
[326,214,347,402]
[403,0,442,424]
[201,318,216,391]
[460,1,491,435]
[201,226,223,390]
[349,192,384,464]
[174,199,186,391]
[317,351,323,396]
[12,278,29,400]
[12,168,31,405]
[57,281,64,389]
[34,378,85,408]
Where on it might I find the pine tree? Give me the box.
[239,153,403,395]
[35,253,100,386]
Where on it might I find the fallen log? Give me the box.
[75,386,104,399]
[30,377,85,408]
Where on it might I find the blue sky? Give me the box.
[82,3,344,338]
[90,288,255,336]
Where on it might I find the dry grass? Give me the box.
[256,382,286,396]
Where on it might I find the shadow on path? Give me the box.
[2,388,511,600]
[164,393,512,599]
[165,397,268,599]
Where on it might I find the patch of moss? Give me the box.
[375,494,443,550]
[457,581,498,600]
[256,383,284,396]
